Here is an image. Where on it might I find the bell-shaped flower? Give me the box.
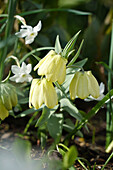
[29,78,58,109]
[0,83,18,120]
[15,17,42,44]
[34,50,67,85]
[69,71,100,100]
[10,62,33,83]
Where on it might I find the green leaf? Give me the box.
[16,108,40,118]
[63,118,75,132]
[68,39,84,66]
[63,145,78,169]
[18,97,29,104]
[62,30,81,58]
[20,8,91,17]
[35,105,59,127]
[57,143,69,157]
[97,61,113,75]
[55,35,62,54]
[47,113,63,139]
[60,98,83,121]
[0,35,16,49]
[40,132,47,149]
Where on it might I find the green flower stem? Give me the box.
[24,111,39,134]
[1,71,11,83]
[20,8,91,17]
[20,47,55,64]
[106,20,113,148]
[101,152,113,170]
[78,159,88,170]
[54,81,68,99]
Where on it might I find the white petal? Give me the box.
[25,36,35,44]
[9,75,19,82]
[33,21,42,32]
[14,15,26,25]
[25,75,33,82]
[11,65,20,74]
[99,82,105,94]
[21,62,27,70]
[15,29,28,38]
[21,25,33,31]
[26,64,32,74]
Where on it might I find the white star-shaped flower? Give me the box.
[15,15,42,44]
[10,62,33,83]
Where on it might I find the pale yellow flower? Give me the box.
[34,50,67,85]
[69,71,100,100]
[29,78,58,109]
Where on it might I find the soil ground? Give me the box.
[0,101,113,169]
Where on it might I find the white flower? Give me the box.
[10,62,33,83]
[84,82,105,101]
[15,15,42,44]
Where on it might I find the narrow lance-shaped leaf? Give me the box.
[55,35,62,54]
[67,39,84,66]
[62,30,81,58]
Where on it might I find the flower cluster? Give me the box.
[29,50,67,109]
[0,83,18,120]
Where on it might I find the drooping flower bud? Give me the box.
[0,83,18,120]
[29,78,58,109]
[69,71,100,100]
[34,50,67,85]
[0,99,9,120]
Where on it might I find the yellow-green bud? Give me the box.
[0,83,18,120]
[0,99,9,120]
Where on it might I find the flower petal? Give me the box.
[9,75,19,82]
[42,79,58,108]
[29,79,40,108]
[11,65,20,74]
[77,72,89,99]
[99,82,105,94]
[31,80,44,109]
[69,72,81,100]
[15,29,28,38]
[33,21,42,32]
[14,15,26,25]
[26,64,32,74]
[34,50,56,71]
[87,71,100,98]
[25,35,35,44]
